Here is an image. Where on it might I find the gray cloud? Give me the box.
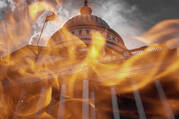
[89,0,147,49]
[0,0,8,20]
[1,0,179,56]
[58,0,147,49]
[0,0,15,19]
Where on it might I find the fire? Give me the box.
[88,31,106,60]
[29,1,56,20]
[0,0,179,119]
[15,86,52,117]
[136,19,179,44]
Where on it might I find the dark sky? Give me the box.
[0,0,179,50]
[62,0,179,29]
[124,0,179,29]
[59,0,179,48]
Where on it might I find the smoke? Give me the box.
[0,0,9,20]
[0,1,7,9]
[31,0,147,49]
[0,0,16,19]
[89,0,147,49]
[0,0,162,51]
[1,0,178,55]
[29,1,79,46]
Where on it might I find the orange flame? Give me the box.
[29,1,56,20]
[136,19,179,44]
[0,1,179,118]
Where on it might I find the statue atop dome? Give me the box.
[80,0,92,15]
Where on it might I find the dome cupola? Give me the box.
[63,0,110,29]
[80,0,92,15]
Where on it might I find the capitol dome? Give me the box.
[48,1,129,56]
[64,15,110,29]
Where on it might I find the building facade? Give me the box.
[0,1,179,119]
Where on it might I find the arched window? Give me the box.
[79,30,82,35]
